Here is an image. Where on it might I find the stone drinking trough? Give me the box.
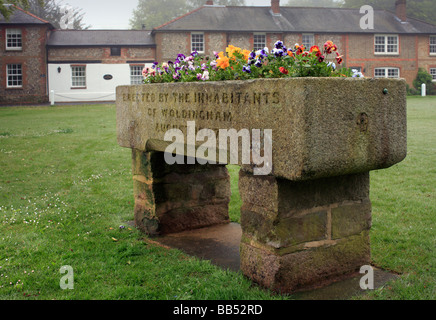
[116,77,407,293]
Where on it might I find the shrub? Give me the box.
[413,68,436,95]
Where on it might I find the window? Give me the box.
[375,35,399,54]
[374,67,400,78]
[191,33,204,53]
[302,34,314,50]
[430,36,436,55]
[6,28,22,50]
[110,47,121,56]
[6,64,23,88]
[71,65,86,88]
[130,65,144,85]
[430,68,436,82]
[253,34,266,51]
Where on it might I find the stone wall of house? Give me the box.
[155,32,190,63]
[0,25,50,105]
[48,47,155,63]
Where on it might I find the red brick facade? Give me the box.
[0,24,51,105]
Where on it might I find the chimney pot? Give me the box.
[205,0,213,5]
[395,0,407,22]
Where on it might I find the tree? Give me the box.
[286,0,343,7]
[27,0,89,29]
[0,0,38,19]
[0,0,89,29]
[341,0,436,25]
[130,0,246,30]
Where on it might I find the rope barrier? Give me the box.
[53,93,115,101]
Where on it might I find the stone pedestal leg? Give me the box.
[132,149,231,235]
[238,169,372,293]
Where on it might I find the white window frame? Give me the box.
[374,67,400,78]
[302,34,315,50]
[430,36,436,55]
[130,65,144,85]
[430,68,436,82]
[6,64,23,88]
[6,28,22,51]
[191,32,204,54]
[374,35,399,55]
[253,33,266,51]
[71,65,86,88]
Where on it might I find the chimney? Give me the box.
[271,0,280,15]
[205,0,213,5]
[395,0,407,22]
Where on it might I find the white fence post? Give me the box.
[421,83,426,97]
[50,90,55,105]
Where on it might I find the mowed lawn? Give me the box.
[0,96,434,300]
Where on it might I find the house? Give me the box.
[0,5,53,105]
[47,30,155,102]
[1,0,436,105]
[1,5,155,104]
[153,0,436,87]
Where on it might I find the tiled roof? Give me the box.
[47,30,156,47]
[154,5,436,34]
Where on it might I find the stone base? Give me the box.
[240,231,370,293]
[132,150,231,235]
[238,169,372,293]
[149,223,397,299]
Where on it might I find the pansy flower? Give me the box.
[324,41,338,54]
[327,62,336,70]
[279,67,289,75]
[274,40,284,49]
[254,59,263,68]
[352,69,364,78]
[201,71,210,81]
[335,52,343,64]
[216,52,230,69]
[242,65,252,73]
[295,44,305,55]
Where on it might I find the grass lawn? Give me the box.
[0,96,434,300]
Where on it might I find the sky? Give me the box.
[62,0,272,29]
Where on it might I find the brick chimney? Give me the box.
[395,0,407,22]
[205,0,213,5]
[271,0,280,15]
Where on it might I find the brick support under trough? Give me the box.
[239,169,372,293]
[131,149,231,235]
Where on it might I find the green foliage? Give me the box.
[413,68,436,95]
[0,0,32,19]
[129,0,246,30]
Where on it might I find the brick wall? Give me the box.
[48,46,155,63]
[0,25,50,105]
[154,30,436,86]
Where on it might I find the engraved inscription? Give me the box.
[123,91,280,105]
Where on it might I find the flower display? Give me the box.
[142,40,363,83]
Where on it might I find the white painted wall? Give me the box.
[48,63,150,103]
